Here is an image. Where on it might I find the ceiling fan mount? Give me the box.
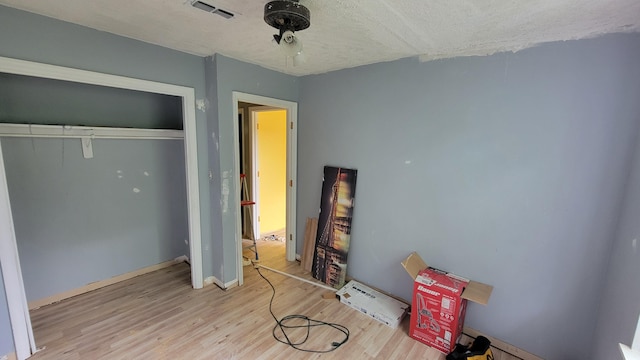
[264,0,310,44]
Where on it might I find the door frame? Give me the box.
[0,144,34,360]
[232,92,297,286]
[249,106,261,241]
[0,56,204,358]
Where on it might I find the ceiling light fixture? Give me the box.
[264,0,310,65]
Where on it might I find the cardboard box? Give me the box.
[335,280,409,328]
[401,252,493,354]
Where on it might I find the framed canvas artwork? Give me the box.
[312,166,358,289]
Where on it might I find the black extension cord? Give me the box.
[255,266,350,353]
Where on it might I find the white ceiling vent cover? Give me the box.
[191,0,234,19]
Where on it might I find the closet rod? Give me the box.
[0,123,184,140]
[1,134,183,140]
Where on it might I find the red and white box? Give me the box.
[402,252,493,354]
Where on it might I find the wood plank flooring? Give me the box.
[28,240,524,359]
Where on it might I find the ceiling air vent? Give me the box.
[215,9,234,19]
[191,0,235,19]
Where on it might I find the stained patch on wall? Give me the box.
[196,99,208,112]
[221,170,230,213]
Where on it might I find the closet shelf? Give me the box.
[0,123,184,140]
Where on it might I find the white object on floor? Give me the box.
[257,265,336,292]
[335,280,409,329]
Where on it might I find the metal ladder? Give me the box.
[240,174,258,260]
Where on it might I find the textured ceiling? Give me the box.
[1,0,639,76]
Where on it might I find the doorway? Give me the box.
[232,93,297,286]
[250,107,287,242]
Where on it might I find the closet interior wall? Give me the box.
[0,73,191,303]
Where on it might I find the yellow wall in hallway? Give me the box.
[257,109,286,234]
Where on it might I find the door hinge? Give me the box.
[256,123,259,130]
[258,216,260,222]
[289,180,293,187]
[290,122,293,130]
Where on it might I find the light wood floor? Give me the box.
[28,240,522,359]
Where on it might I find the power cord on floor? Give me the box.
[255,266,350,353]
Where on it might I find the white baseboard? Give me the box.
[225,280,239,290]
[204,276,216,286]
[204,276,238,290]
[175,255,189,264]
[463,327,543,360]
[28,257,188,310]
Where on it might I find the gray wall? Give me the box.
[210,54,299,283]
[0,5,212,275]
[0,4,212,348]
[0,266,13,356]
[1,138,189,301]
[592,114,640,357]
[204,56,223,280]
[297,33,640,359]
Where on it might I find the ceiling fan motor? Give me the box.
[264,0,310,44]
